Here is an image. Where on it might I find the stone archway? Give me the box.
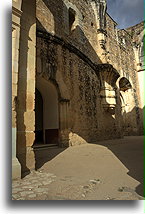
[36,36,72,147]
[35,77,59,145]
[119,77,132,114]
[118,77,139,135]
[119,77,132,92]
[119,77,132,113]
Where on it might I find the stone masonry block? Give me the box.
[26,93,35,110]
[24,111,35,131]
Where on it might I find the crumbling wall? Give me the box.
[126,21,144,42]
[106,14,143,135]
[36,0,101,64]
[35,1,143,146]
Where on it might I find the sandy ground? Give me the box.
[12,136,144,200]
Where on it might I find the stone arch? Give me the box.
[116,72,134,90]
[118,76,138,135]
[35,77,59,145]
[98,64,120,112]
[118,77,132,114]
[36,75,71,147]
[118,77,133,107]
[36,36,71,146]
[119,77,132,92]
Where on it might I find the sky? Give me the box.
[107,0,144,29]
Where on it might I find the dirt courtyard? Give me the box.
[12,136,144,200]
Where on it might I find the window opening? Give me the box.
[69,8,76,32]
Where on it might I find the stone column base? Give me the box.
[12,157,21,179]
[17,146,35,175]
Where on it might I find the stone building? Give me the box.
[12,0,144,178]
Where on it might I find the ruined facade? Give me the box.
[12,0,144,178]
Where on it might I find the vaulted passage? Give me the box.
[35,77,59,146]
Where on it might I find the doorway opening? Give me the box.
[35,88,43,144]
[34,78,59,147]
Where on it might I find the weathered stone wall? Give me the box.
[35,0,143,145]
[36,35,123,146]
[126,21,144,42]
[106,14,135,78]
[36,37,100,144]
[126,21,144,71]
[106,14,143,135]
[126,21,144,130]
[36,0,101,64]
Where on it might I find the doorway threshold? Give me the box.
[32,144,58,150]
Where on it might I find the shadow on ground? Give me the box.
[99,136,144,197]
[34,136,144,199]
[34,147,66,170]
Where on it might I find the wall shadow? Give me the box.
[98,106,144,197]
[34,147,66,170]
[33,108,144,198]
[106,136,144,197]
[122,106,144,136]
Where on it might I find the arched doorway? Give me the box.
[119,77,139,135]
[35,77,59,146]
[119,77,132,116]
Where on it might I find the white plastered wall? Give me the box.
[36,77,59,142]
